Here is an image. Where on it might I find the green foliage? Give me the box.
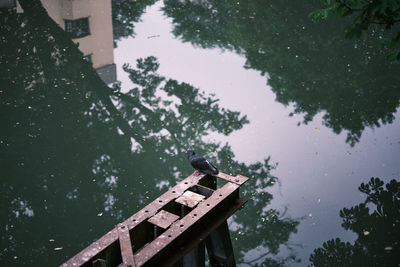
[309,0,400,61]
[309,178,400,266]
[309,4,338,22]
[163,0,400,147]
[0,1,299,266]
[310,238,355,267]
[111,0,157,46]
[116,56,297,265]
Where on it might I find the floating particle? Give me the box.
[97,212,103,217]
[308,213,312,217]
[49,239,55,242]
[384,246,392,251]
[147,35,160,39]
[363,231,370,236]
[54,247,63,251]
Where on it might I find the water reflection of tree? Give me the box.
[0,1,298,266]
[112,0,157,45]
[309,178,400,267]
[163,0,400,146]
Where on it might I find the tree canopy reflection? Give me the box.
[163,0,400,146]
[0,1,298,266]
[309,178,399,266]
[112,0,157,44]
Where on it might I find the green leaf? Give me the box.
[308,8,330,22]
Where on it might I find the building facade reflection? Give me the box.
[16,0,116,84]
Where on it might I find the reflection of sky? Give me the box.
[114,2,400,265]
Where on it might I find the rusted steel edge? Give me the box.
[61,173,206,267]
[63,228,119,267]
[125,173,207,230]
[118,223,136,267]
[142,197,247,267]
[169,197,246,266]
[217,172,249,185]
[133,181,244,266]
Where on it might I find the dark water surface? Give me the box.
[1,0,399,266]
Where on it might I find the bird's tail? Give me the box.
[210,164,219,175]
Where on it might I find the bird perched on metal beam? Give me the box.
[187,150,219,175]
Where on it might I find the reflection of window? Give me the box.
[64,18,90,38]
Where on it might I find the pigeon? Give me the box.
[187,150,219,175]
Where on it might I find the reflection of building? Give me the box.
[14,0,116,84]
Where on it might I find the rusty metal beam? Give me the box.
[206,222,236,266]
[175,190,206,208]
[134,182,246,266]
[148,210,180,230]
[118,223,135,267]
[142,197,247,267]
[61,172,248,267]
